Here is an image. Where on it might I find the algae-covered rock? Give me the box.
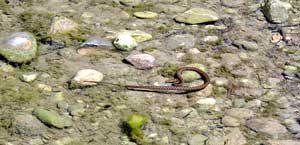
[33,108,72,129]
[113,32,138,51]
[175,8,219,24]
[12,112,46,136]
[133,11,158,19]
[0,32,37,63]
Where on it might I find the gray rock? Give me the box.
[246,118,288,139]
[233,40,259,51]
[12,113,46,136]
[263,0,289,23]
[166,34,196,50]
[221,0,246,8]
[80,37,112,48]
[33,108,72,129]
[0,32,38,63]
[225,128,247,145]
[68,104,85,117]
[175,8,219,24]
[225,108,254,120]
[222,116,241,127]
[188,134,208,145]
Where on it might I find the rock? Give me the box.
[221,0,246,8]
[166,33,196,50]
[133,11,158,19]
[246,118,288,139]
[233,40,259,51]
[175,8,219,24]
[245,99,262,109]
[0,32,37,63]
[77,37,113,55]
[284,119,300,133]
[113,32,138,51]
[119,0,142,6]
[206,136,226,145]
[263,0,289,23]
[268,140,300,145]
[20,72,38,82]
[67,104,85,117]
[0,61,14,72]
[125,53,155,69]
[220,53,241,69]
[225,108,254,119]
[222,116,241,127]
[225,128,247,145]
[213,78,228,87]
[156,4,186,14]
[197,98,217,105]
[37,83,52,92]
[48,16,79,36]
[188,134,208,145]
[70,69,104,88]
[202,36,220,44]
[283,65,298,77]
[12,113,46,136]
[126,30,152,43]
[33,108,72,129]
[182,63,207,82]
[232,98,246,108]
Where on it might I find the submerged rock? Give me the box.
[125,53,155,69]
[71,69,104,88]
[77,37,113,55]
[113,32,138,51]
[0,32,37,63]
[33,108,72,129]
[263,0,289,23]
[12,113,46,136]
[133,11,158,19]
[175,8,219,24]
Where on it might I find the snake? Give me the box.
[125,67,210,93]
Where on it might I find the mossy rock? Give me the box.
[33,108,72,129]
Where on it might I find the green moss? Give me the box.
[122,114,149,142]
[158,64,180,77]
[0,76,41,105]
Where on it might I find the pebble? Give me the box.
[175,8,219,24]
[197,98,217,105]
[221,0,245,8]
[225,108,254,120]
[220,53,241,69]
[0,32,37,63]
[202,36,220,44]
[37,83,52,92]
[222,116,240,127]
[0,62,14,72]
[71,69,104,88]
[20,72,38,83]
[48,16,79,36]
[225,128,247,145]
[133,11,158,19]
[119,0,141,6]
[12,113,46,136]
[233,40,259,51]
[246,118,288,139]
[188,134,208,145]
[67,104,85,117]
[77,37,113,55]
[113,32,138,51]
[263,0,289,23]
[125,53,155,69]
[166,34,196,50]
[232,98,246,108]
[33,108,72,129]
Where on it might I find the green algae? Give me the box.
[122,114,149,143]
[159,63,180,77]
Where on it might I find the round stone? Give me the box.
[113,32,138,51]
[125,53,155,69]
[0,32,37,63]
[71,69,104,88]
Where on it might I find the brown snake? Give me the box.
[125,67,210,93]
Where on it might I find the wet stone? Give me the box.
[246,118,288,139]
[175,8,219,24]
[33,108,72,129]
[12,113,46,136]
[113,32,138,51]
[133,11,158,19]
[263,0,289,23]
[125,53,155,70]
[70,69,104,88]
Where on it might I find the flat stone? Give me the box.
[246,118,288,139]
[175,8,219,24]
[71,69,104,88]
[48,16,79,36]
[33,108,72,129]
[133,11,158,19]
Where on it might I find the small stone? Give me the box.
[213,78,228,87]
[12,113,46,136]
[225,108,254,120]
[182,63,207,82]
[113,32,138,51]
[225,128,247,145]
[48,16,79,36]
[233,40,259,51]
[246,118,288,139]
[175,8,219,24]
[37,84,52,92]
[202,36,220,44]
[52,92,64,102]
[232,98,246,108]
[20,72,38,82]
[268,140,300,145]
[222,116,240,127]
[283,65,298,77]
[77,37,113,55]
[128,30,152,43]
[119,0,141,6]
[67,104,85,117]
[0,62,14,72]
[263,0,289,23]
[0,32,37,63]
[71,69,104,88]
[166,34,196,50]
[188,134,208,145]
[220,53,241,68]
[271,33,283,43]
[197,98,216,105]
[284,119,300,134]
[57,101,69,110]
[133,11,158,19]
[221,0,246,8]
[125,53,155,69]
[33,108,72,129]
[245,99,262,109]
